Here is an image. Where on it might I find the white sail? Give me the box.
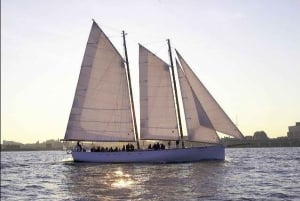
[64,21,135,141]
[176,60,220,143]
[139,45,179,140]
[176,50,244,139]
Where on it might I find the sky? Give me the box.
[1,0,300,143]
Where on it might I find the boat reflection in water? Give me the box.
[110,169,134,189]
[62,161,228,200]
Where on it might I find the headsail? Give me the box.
[64,21,135,141]
[176,50,244,139]
[139,44,179,140]
[176,60,220,143]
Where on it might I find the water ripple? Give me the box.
[1,148,300,200]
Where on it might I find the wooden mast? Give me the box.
[167,39,185,148]
[122,31,140,149]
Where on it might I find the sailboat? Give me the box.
[63,20,244,163]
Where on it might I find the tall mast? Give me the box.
[122,31,140,149]
[167,39,185,148]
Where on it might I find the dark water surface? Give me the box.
[1,148,299,200]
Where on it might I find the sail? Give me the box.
[176,50,244,139]
[139,45,179,140]
[176,60,220,143]
[64,21,135,141]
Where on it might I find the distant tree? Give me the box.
[253,131,269,140]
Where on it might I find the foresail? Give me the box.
[139,45,179,140]
[176,60,220,143]
[64,22,135,141]
[176,50,244,139]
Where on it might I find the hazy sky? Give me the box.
[2,0,300,143]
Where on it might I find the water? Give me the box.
[1,148,299,201]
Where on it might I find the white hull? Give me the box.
[71,146,225,163]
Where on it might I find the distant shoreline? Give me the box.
[222,138,300,148]
[1,148,64,152]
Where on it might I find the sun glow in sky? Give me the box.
[2,0,300,143]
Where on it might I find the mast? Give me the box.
[122,31,140,149]
[167,39,185,148]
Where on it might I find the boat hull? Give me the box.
[71,146,225,163]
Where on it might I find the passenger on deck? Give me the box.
[75,141,82,152]
[156,142,160,150]
[91,146,96,152]
[168,141,171,149]
[130,144,134,151]
[148,144,152,149]
[96,146,100,152]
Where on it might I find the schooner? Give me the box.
[63,20,244,163]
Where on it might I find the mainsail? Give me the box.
[176,50,244,139]
[176,60,220,143]
[139,45,179,140]
[64,21,135,142]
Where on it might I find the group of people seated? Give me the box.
[74,140,181,152]
[148,142,165,150]
[90,143,135,152]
